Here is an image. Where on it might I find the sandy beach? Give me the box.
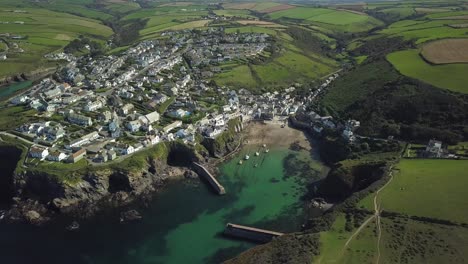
[243,121,313,150]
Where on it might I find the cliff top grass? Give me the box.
[110,141,170,172]
[358,159,468,224]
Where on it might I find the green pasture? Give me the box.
[268,7,333,20]
[212,65,257,88]
[359,159,468,223]
[251,2,283,12]
[380,217,468,263]
[317,213,377,264]
[267,7,383,32]
[213,9,255,18]
[0,8,112,78]
[387,49,468,94]
[224,26,277,35]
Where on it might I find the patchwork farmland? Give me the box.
[421,39,468,64]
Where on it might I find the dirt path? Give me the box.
[375,169,394,264]
[342,167,394,263]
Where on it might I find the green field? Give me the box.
[359,159,468,223]
[123,5,210,39]
[0,8,112,78]
[212,65,257,88]
[253,50,335,85]
[268,7,333,20]
[387,49,468,94]
[267,7,383,32]
[316,213,377,264]
[380,217,468,263]
[212,33,337,91]
[224,26,278,35]
[378,19,468,44]
[214,9,254,18]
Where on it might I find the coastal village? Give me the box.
[6,26,448,168]
[7,27,456,167]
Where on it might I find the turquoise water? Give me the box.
[0,80,32,99]
[0,146,326,264]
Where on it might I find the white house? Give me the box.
[126,120,141,132]
[47,151,67,162]
[29,146,49,159]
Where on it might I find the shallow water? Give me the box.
[0,146,326,264]
[0,80,32,99]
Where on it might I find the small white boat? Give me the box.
[255,152,259,156]
[238,160,243,165]
[265,149,269,153]
[245,155,250,160]
[262,144,267,148]
[254,163,258,168]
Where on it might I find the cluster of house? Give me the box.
[181,28,269,71]
[44,52,76,62]
[9,28,343,165]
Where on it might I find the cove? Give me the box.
[0,145,326,264]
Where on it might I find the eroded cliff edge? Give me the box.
[0,135,242,225]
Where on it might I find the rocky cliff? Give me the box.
[202,117,243,158]
[3,141,205,225]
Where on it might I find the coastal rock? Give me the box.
[4,139,212,223]
[25,210,41,223]
[184,170,199,179]
[120,209,142,223]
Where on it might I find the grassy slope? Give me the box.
[0,7,113,78]
[123,5,209,39]
[387,49,468,94]
[380,217,468,263]
[213,33,337,91]
[359,159,468,224]
[321,60,399,113]
[268,7,383,32]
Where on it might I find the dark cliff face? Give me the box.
[317,162,387,202]
[0,146,22,207]
[202,134,241,158]
[5,142,207,224]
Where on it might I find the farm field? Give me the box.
[378,19,468,44]
[224,26,277,35]
[387,49,468,93]
[421,39,468,64]
[221,2,290,13]
[213,9,254,18]
[0,8,113,78]
[380,217,468,263]
[123,5,210,39]
[254,50,335,85]
[267,7,383,32]
[212,37,337,90]
[359,159,468,224]
[212,65,257,88]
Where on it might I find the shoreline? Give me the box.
[207,120,322,176]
